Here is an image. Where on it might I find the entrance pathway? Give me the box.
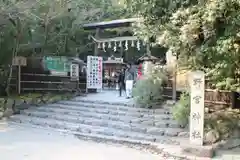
[79,90,134,104]
[9,90,188,142]
[0,123,161,160]
[1,90,239,159]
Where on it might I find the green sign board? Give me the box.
[43,56,70,75]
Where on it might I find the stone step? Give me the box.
[22,109,182,133]
[29,105,178,127]
[48,102,172,118]
[71,98,174,108]
[9,114,183,143]
[58,100,171,114]
[72,98,135,106]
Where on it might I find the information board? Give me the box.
[43,56,70,76]
[12,56,27,66]
[87,56,102,89]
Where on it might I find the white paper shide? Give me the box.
[87,56,103,89]
[189,70,205,146]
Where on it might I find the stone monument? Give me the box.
[189,70,205,146]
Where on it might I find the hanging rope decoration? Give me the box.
[89,35,144,52]
[137,40,140,50]
[113,41,117,52]
[125,40,128,51]
[102,42,106,52]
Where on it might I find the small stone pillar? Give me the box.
[137,55,158,77]
[143,61,153,76]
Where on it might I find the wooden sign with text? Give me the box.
[12,56,27,66]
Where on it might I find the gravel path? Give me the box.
[0,121,185,160]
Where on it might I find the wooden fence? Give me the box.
[9,67,87,94]
[163,79,240,109]
[5,65,240,109]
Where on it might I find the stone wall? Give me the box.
[0,93,76,119]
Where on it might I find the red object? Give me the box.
[137,63,142,79]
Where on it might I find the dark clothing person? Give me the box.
[118,71,125,96]
[124,64,135,98]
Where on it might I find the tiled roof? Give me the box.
[83,18,142,30]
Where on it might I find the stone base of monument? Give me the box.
[181,143,215,158]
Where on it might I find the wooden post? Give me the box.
[120,42,124,60]
[12,56,26,95]
[146,43,151,56]
[172,63,177,101]
[93,28,100,93]
[18,65,21,94]
[170,51,177,102]
[94,28,100,56]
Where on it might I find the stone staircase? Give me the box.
[9,98,189,145]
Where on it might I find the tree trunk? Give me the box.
[64,34,68,54]
[42,19,49,55]
[5,19,21,96]
[94,28,100,56]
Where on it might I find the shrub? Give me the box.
[0,98,4,112]
[172,91,240,140]
[205,109,240,139]
[132,66,167,108]
[172,92,191,127]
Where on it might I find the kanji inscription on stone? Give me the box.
[189,70,205,146]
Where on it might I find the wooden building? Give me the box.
[103,56,125,78]
[103,56,125,88]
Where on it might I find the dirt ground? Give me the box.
[0,121,162,160]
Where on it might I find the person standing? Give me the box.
[124,63,135,99]
[118,68,125,97]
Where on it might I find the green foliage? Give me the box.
[132,66,167,108]
[0,0,128,62]
[172,92,190,127]
[126,0,240,91]
[125,0,240,141]
[172,91,240,139]
[0,0,130,95]
[205,109,240,139]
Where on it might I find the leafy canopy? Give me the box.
[126,0,240,91]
